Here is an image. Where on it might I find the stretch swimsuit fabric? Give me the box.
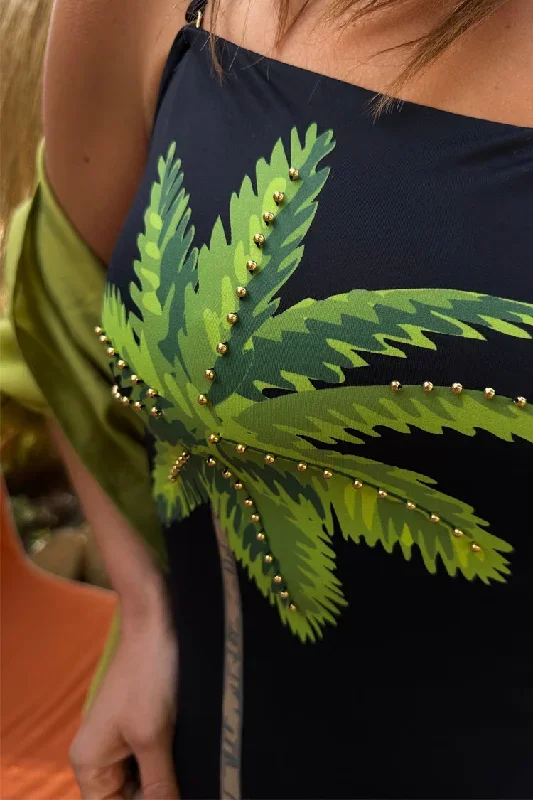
[102,19,533,800]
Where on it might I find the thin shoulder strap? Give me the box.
[185,0,208,27]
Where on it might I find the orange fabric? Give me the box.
[0,484,116,800]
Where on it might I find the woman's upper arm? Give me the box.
[43,0,188,263]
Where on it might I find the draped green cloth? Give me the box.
[1,142,166,703]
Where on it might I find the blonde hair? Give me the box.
[0,0,53,251]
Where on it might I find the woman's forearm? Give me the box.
[48,419,166,624]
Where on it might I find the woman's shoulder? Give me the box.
[43,0,189,262]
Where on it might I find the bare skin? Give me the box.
[43,1,532,797]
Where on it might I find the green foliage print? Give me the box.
[102,124,533,642]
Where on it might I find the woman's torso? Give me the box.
[102,12,533,798]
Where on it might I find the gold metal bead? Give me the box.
[206,457,217,467]
[216,342,229,355]
[378,489,388,498]
[353,480,363,490]
[222,469,232,479]
[130,374,143,385]
[181,451,191,461]
[390,380,402,392]
[289,603,297,611]
[112,385,119,396]
[422,381,434,393]
[121,395,130,406]
[452,528,464,538]
[273,575,282,584]
[95,326,104,336]
[430,513,440,523]
[296,462,307,472]
[264,454,276,464]
[471,542,481,553]
[146,387,159,398]
[514,396,527,408]
[264,554,273,564]
[106,347,116,357]
[99,334,109,344]
[273,191,285,205]
[451,382,463,395]
[263,211,275,225]
[133,401,144,411]
[227,313,238,325]
[234,481,243,490]
[323,469,333,480]
[484,387,496,399]
[246,260,258,273]
[256,532,265,541]
[204,368,216,381]
[236,286,248,299]
[208,433,221,444]
[244,498,254,507]
[235,443,247,454]
[288,167,300,181]
[406,501,416,510]
[253,233,266,248]
[117,359,127,371]
[280,590,289,599]
[168,474,177,483]
[149,406,162,417]
[251,513,260,523]
[197,394,208,406]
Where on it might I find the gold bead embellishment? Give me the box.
[121,395,130,406]
[353,480,363,490]
[422,381,434,393]
[181,451,191,462]
[390,380,402,392]
[430,513,440,523]
[378,489,388,498]
[246,260,258,273]
[289,603,297,611]
[451,382,463,395]
[263,211,275,225]
[253,233,266,248]
[133,401,144,412]
[99,334,109,344]
[95,326,104,336]
[288,167,300,181]
[146,387,158,398]
[471,542,481,553]
[106,347,116,357]
[453,528,464,538]
[216,342,229,355]
[208,432,221,444]
[130,374,143,385]
[112,384,119,396]
[280,590,289,599]
[273,575,282,584]
[297,462,307,472]
[273,191,285,205]
[323,469,333,480]
[256,532,265,541]
[406,501,416,510]
[117,359,127,371]
[206,457,217,467]
[264,454,276,464]
[236,443,247,454]
[236,286,248,299]
[168,474,177,483]
[197,394,208,406]
[227,313,238,325]
[251,513,260,523]
[222,469,233,479]
[264,554,273,564]
[514,396,527,408]
[204,368,216,381]
[234,481,243,490]
[244,498,254,507]
[150,406,162,417]
[484,387,496,400]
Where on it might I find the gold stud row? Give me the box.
[389,380,527,407]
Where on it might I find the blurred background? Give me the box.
[1,4,116,797]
